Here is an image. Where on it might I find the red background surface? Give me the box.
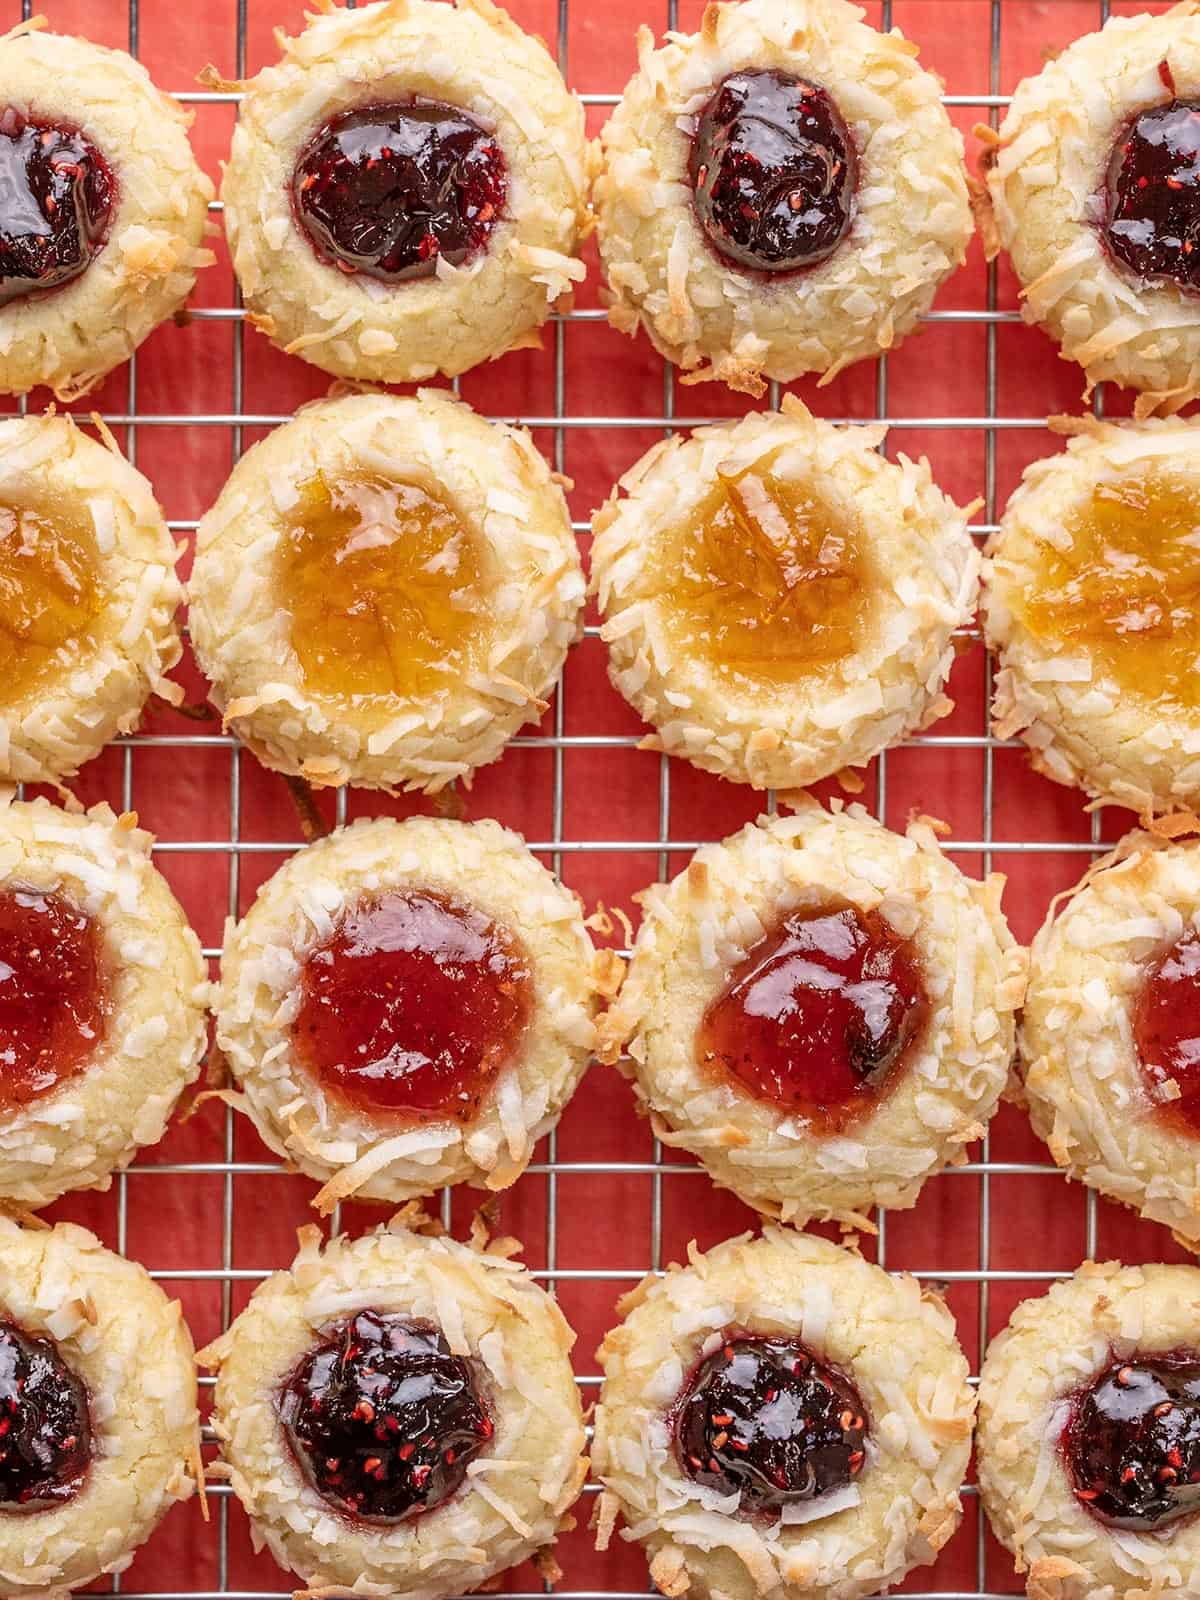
[5,0,1189,1594]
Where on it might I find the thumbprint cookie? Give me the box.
[0,1216,200,1596]
[200,1213,587,1599]
[601,798,1024,1230]
[980,4,1200,413]
[215,815,602,1212]
[594,0,972,396]
[188,389,584,793]
[984,415,1200,821]
[217,0,588,384]
[978,1260,1200,1600]
[593,1228,974,1600]
[0,19,213,400]
[591,400,979,792]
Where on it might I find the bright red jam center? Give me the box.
[0,888,108,1115]
[696,900,927,1131]
[0,108,116,306]
[1133,930,1200,1133]
[1104,94,1200,293]
[292,888,533,1122]
[0,1321,91,1512]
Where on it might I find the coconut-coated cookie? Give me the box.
[593,1228,974,1600]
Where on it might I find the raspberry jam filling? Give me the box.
[689,70,857,274]
[279,1312,493,1523]
[1063,1353,1200,1529]
[0,888,109,1115]
[292,100,507,283]
[0,1321,91,1512]
[695,899,928,1132]
[1134,929,1200,1133]
[1104,82,1200,293]
[0,109,116,306]
[291,888,533,1123]
[674,1333,868,1512]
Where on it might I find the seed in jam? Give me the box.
[1104,89,1200,293]
[275,471,488,702]
[1015,471,1200,710]
[292,100,507,283]
[291,888,533,1122]
[0,108,116,306]
[279,1312,493,1523]
[0,496,103,710]
[696,899,927,1132]
[675,1332,869,1512]
[1063,1353,1200,1529]
[0,1321,91,1512]
[652,455,868,685]
[1133,929,1200,1135]
[0,888,109,1116]
[689,70,857,274]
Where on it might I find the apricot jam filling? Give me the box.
[0,495,103,708]
[0,1321,91,1512]
[653,455,868,685]
[1134,929,1200,1134]
[1015,471,1200,708]
[696,898,928,1132]
[291,888,533,1123]
[276,471,488,702]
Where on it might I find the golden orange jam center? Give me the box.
[1017,471,1200,708]
[276,471,488,701]
[653,454,868,684]
[0,496,102,708]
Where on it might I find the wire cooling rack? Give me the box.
[6,0,1194,1596]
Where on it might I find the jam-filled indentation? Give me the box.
[1104,90,1200,293]
[1134,928,1200,1134]
[0,1321,91,1512]
[0,495,103,709]
[0,108,116,307]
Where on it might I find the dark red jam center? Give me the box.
[0,1322,91,1512]
[675,1333,868,1512]
[0,887,108,1115]
[0,109,115,307]
[1063,1353,1200,1530]
[1104,92,1200,293]
[279,1312,493,1523]
[291,888,533,1123]
[688,70,857,274]
[695,899,928,1132]
[1133,930,1200,1135]
[292,99,507,283]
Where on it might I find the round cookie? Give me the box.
[0,1216,200,1596]
[591,400,979,792]
[218,0,588,385]
[0,18,213,399]
[199,1213,588,1599]
[593,1227,974,1600]
[594,0,972,396]
[601,798,1025,1230]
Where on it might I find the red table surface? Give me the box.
[5,0,1188,1594]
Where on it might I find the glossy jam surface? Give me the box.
[0,109,115,306]
[675,1333,868,1512]
[292,889,533,1123]
[276,471,487,702]
[292,100,507,283]
[280,1312,493,1524]
[1134,930,1200,1134]
[0,888,108,1115]
[696,900,927,1132]
[1104,94,1200,292]
[1016,472,1200,710]
[0,1322,91,1512]
[654,455,867,685]
[1063,1353,1200,1529]
[689,70,857,274]
[0,496,103,709]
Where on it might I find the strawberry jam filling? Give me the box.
[0,1322,91,1512]
[0,109,115,307]
[292,100,507,283]
[1104,84,1200,293]
[291,888,533,1123]
[675,1333,868,1512]
[689,70,857,274]
[279,1312,493,1523]
[1133,929,1200,1134]
[695,899,927,1132]
[1063,1354,1200,1529]
[0,888,108,1116]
